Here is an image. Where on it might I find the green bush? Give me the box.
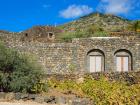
[92,31,108,37]
[60,25,108,42]
[31,80,48,93]
[87,25,104,34]
[0,43,46,93]
[127,21,140,32]
[60,32,75,42]
[60,31,91,42]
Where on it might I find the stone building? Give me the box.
[21,26,61,42]
[0,32,140,74]
[73,36,139,73]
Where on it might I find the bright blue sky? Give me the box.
[0,0,140,32]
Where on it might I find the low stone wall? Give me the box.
[0,92,93,105]
[45,71,140,85]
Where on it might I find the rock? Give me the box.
[56,96,66,104]
[72,98,92,105]
[67,98,73,105]
[15,93,21,100]
[35,96,44,103]
[5,93,15,100]
[44,96,50,103]
[44,96,56,104]
[76,77,84,84]
[28,94,36,100]
[0,92,6,99]
[20,93,29,101]
[71,98,81,105]
[80,98,93,105]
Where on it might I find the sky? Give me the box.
[0,0,140,32]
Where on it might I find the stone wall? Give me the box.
[0,33,79,74]
[0,33,140,74]
[73,36,140,72]
[0,92,93,105]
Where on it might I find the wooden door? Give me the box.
[90,56,102,72]
[116,56,129,72]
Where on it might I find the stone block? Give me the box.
[0,92,6,99]
[35,96,44,103]
[44,96,56,104]
[5,92,15,101]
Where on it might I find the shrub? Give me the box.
[92,31,108,37]
[48,75,140,104]
[127,21,140,33]
[0,42,46,93]
[60,32,75,42]
[80,76,136,104]
[31,80,48,93]
[87,25,104,34]
[60,31,91,42]
[60,25,108,42]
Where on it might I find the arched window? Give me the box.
[87,49,105,72]
[114,49,132,72]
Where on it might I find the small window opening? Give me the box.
[48,32,54,38]
[25,33,28,37]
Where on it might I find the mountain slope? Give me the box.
[59,12,132,32]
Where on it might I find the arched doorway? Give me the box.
[114,49,132,72]
[87,49,105,72]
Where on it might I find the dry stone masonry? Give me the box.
[0,33,140,74]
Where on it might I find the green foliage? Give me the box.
[60,31,90,42]
[60,32,75,42]
[60,24,109,42]
[48,75,140,104]
[127,21,140,32]
[92,31,108,37]
[58,12,130,35]
[80,76,139,104]
[0,43,46,93]
[31,80,48,93]
[68,64,77,73]
[57,80,78,91]
[60,30,108,42]
[86,25,104,34]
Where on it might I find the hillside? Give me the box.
[59,12,131,32]
[1,12,139,42]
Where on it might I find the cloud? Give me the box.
[97,0,133,15]
[59,5,93,19]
